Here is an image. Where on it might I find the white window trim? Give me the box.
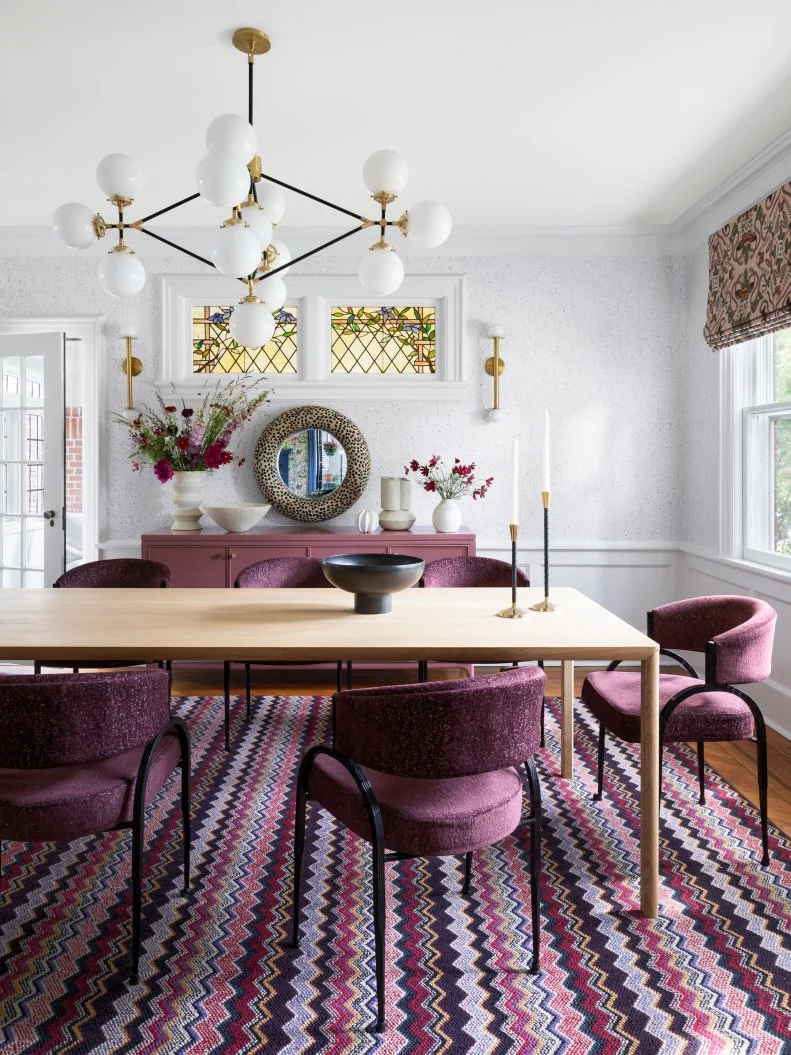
[0,315,103,566]
[721,332,791,574]
[160,273,467,401]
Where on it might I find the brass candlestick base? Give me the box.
[529,490,554,612]
[496,523,526,618]
[529,597,555,612]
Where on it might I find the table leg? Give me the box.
[640,648,660,918]
[560,659,574,778]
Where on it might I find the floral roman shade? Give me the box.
[704,180,791,350]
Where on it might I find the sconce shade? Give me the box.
[359,245,404,295]
[98,251,146,297]
[52,202,98,250]
[407,200,452,248]
[230,300,276,347]
[96,153,144,200]
[363,149,408,196]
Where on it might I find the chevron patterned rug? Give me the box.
[2,692,790,1054]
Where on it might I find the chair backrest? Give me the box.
[649,595,776,684]
[234,556,331,589]
[422,555,529,589]
[333,666,545,779]
[0,669,171,769]
[54,558,170,589]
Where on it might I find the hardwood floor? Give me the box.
[172,662,791,838]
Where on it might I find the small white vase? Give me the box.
[432,498,462,533]
[171,471,205,531]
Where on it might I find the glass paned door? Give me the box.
[0,333,64,587]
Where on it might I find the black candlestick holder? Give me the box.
[530,490,555,612]
[496,523,526,618]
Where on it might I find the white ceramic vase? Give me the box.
[171,471,205,531]
[432,498,462,533]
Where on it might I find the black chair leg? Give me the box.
[418,661,428,684]
[462,851,473,894]
[130,809,145,983]
[755,714,770,866]
[593,723,605,801]
[180,742,191,894]
[291,783,308,949]
[245,663,252,720]
[537,661,545,748]
[33,661,41,675]
[371,830,387,1031]
[524,757,542,974]
[223,661,231,751]
[336,662,343,693]
[697,741,706,804]
[346,661,352,690]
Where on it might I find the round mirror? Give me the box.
[277,429,348,498]
[254,406,370,522]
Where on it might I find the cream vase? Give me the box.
[431,498,462,533]
[171,471,205,531]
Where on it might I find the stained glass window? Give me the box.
[330,306,436,374]
[192,305,298,374]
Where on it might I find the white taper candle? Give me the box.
[542,410,550,492]
[511,436,519,524]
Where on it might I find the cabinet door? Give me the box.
[229,545,310,585]
[390,543,472,562]
[308,541,389,559]
[146,544,228,587]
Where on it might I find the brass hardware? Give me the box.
[232,28,271,57]
[529,597,555,612]
[121,335,142,410]
[247,155,262,182]
[93,213,107,238]
[371,191,397,207]
[360,217,377,230]
[393,210,409,236]
[229,552,238,559]
[369,237,395,251]
[222,212,248,227]
[541,489,550,509]
[109,195,134,211]
[128,219,144,231]
[497,602,525,619]
[110,243,135,254]
[485,335,505,411]
[529,491,554,612]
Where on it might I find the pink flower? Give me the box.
[153,458,174,483]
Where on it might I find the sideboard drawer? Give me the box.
[147,544,228,588]
[308,541,389,559]
[390,543,472,562]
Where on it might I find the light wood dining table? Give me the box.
[0,584,660,917]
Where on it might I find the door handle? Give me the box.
[43,509,56,526]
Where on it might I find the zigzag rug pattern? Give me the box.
[2,693,790,1054]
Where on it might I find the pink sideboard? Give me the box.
[141,525,476,588]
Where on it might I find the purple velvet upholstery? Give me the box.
[650,595,776,684]
[333,667,544,778]
[55,558,171,589]
[308,667,545,856]
[582,671,755,744]
[422,555,529,589]
[0,670,181,842]
[234,557,331,590]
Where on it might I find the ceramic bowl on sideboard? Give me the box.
[322,553,425,614]
[202,503,271,532]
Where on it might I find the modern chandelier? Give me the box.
[51,27,452,348]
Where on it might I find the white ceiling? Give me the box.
[4,0,791,229]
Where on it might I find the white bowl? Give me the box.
[202,503,271,532]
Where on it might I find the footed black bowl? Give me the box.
[322,553,425,614]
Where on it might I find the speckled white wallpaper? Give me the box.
[0,250,685,549]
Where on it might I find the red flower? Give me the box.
[429,455,441,468]
[409,459,420,471]
[237,458,246,468]
[181,408,194,418]
[176,436,189,451]
[424,480,437,492]
[221,450,233,465]
[420,465,429,477]
[132,462,140,472]
[164,406,177,414]
[204,442,224,469]
[153,458,174,483]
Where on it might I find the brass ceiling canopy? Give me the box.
[231,28,271,56]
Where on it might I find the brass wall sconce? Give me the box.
[485,328,505,419]
[121,326,142,416]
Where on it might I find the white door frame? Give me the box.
[0,315,103,565]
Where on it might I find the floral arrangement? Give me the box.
[322,438,340,457]
[116,377,268,483]
[404,455,493,500]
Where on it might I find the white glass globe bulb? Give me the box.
[406,200,452,248]
[239,203,274,248]
[211,224,262,277]
[206,114,258,164]
[196,151,250,208]
[254,182,286,224]
[97,250,146,297]
[358,245,404,296]
[362,149,408,197]
[96,154,144,200]
[258,275,287,311]
[52,202,98,250]
[269,240,291,275]
[229,300,276,347]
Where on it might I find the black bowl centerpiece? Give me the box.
[322,553,425,614]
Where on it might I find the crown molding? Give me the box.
[1,129,790,261]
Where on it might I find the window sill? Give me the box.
[680,543,791,586]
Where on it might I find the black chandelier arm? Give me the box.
[248,56,254,125]
[256,223,366,282]
[135,226,217,270]
[137,193,202,225]
[258,173,370,224]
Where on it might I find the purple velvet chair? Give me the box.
[0,668,190,982]
[35,558,172,676]
[581,595,776,864]
[292,665,546,1032]
[419,556,546,741]
[223,557,347,751]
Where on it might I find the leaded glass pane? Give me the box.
[192,305,298,374]
[330,306,436,374]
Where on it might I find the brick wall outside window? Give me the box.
[66,406,82,513]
